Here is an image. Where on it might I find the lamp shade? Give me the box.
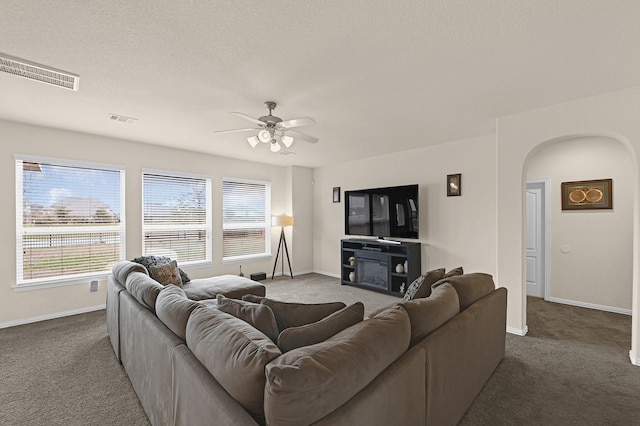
[272,215,294,227]
[247,136,259,148]
[258,129,271,143]
[281,135,293,148]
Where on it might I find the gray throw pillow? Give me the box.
[402,268,445,301]
[216,295,279,342]
[260,298,346,332]
[277,302,365,352]
[443,266,464,278]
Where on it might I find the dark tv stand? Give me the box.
[341,239,421,296]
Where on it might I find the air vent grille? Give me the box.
[107,113,138,125]
[0,53,79,91]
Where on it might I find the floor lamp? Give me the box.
[272,215,294,279]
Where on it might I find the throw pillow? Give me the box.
[432,272,495,311]
[259,298,346,332]
[132,255,190,283]
[402,268,445,301]
[401,283,460,345]
[149,260,183,286]
[277,302,364,352]
[216,295,279,342]
[242,294,266,304]
[443,266,464,278]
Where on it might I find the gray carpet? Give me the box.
[1,274,638,425]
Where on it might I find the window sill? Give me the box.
[13,273,110,292]
[222,253,272,264]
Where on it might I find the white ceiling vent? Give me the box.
[0,53,79,91]
[107,113,138,125]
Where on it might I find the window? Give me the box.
[222,178,271,261]
[142,171,211,265]
[15,156,125,286]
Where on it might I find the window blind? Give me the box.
[143,172,211,264]
[222,178,271,260]
[16,158,125,284]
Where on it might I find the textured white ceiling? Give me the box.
[2,1,640,167]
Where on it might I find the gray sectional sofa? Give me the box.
[107,261,507,426]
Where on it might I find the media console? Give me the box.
[341,239,421,296]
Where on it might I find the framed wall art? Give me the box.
[333,186,341,203]
[447,174,461,197]
[561,178,612,210]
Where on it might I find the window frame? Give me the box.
[142,169,212,267]
[222,177,272,263]
[14,154,126,291]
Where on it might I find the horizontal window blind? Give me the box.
[143,172,211,264]
[222,178,271,260]
[16,159,125,284]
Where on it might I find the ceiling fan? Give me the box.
[215,101,318,153]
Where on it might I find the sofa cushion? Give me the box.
[132,255,190,283]
[112,260,149,284]
[216,295,279,342]
[264,305,411,426]
[260,299,346,332]
[155,285,200,340]
[186,306,282,421]
[277,302,365,352]
[182,275,265,301]
[124,271,164,312]
[401,283,460,345]
[432,272,495,311]
[149,260,183,286]
[402,268,445,301]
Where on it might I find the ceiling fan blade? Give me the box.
[230,112,265,126]
[278,117,316,129]
[214,127,260,134]
[288,130,319,144]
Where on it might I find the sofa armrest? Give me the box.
[415,287,507,426]
[106,275,126,362]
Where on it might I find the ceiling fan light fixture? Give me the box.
[258,129,271,143]
[281,135,294,148]
[247,136,259,148]
[270,141,281,153]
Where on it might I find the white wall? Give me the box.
[312,134,498,279]
[0,119,312,326]
[496,86,640,363]
[526,136,633,311]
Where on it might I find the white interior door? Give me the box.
[526,186,544,298]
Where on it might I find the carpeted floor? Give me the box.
[1,274,638,425]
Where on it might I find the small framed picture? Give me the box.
[561,178,612,210]
[447,174,461,197]
[333,187,341,203]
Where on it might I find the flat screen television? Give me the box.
[344,184,419,239]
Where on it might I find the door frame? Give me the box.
[526,179,551,300]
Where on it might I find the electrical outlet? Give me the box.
[90,280,98,292]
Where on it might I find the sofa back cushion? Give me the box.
[401,283,460,345]
[112,260,149,285]
[277,302,365,352]
[432,273,495,311]
[124,271,163,312]
[155,285,201,340]
[186,306,282,421]
[260,299,346,332]
[216,295,279,342]
[264,305,410,426]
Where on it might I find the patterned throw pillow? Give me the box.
[402,268,446,301]
[149,260,183,286]
[132,255,190,283]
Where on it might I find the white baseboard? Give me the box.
[0,304,106,329]
[547,297,632,316]
[630,351,640,367]
[507,325,528,336]
[312,270,341,279]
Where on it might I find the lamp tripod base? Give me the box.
[272,226,293,279]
